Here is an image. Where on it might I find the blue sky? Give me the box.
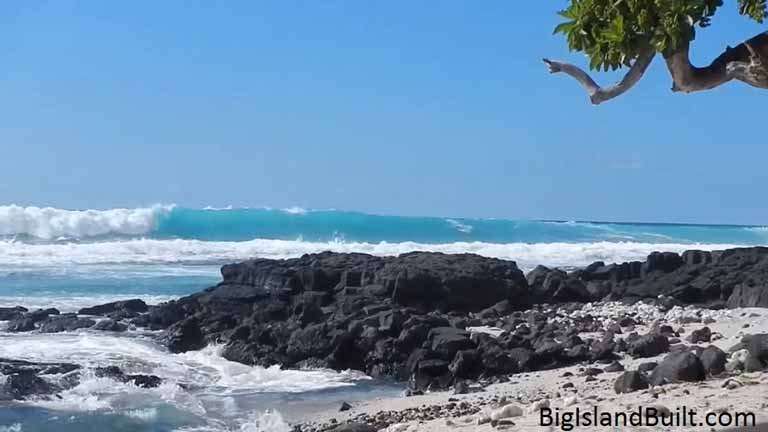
[1,1,766,224]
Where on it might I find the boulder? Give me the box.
[604,361,625,373]
[131,302,186,330]
[286,324,333,361]
[642,252,684,275]
[78,299,148,316]
[2,371,58,400]
[686,327,712,344]
[478,344,521,375]
[628,334,669,358]
[527,267,593,303]
[162,318,206,353]
[507,347,534,372]
[449,349,482,379]
[6,318,35,332]
[637,362,658,373]
[38,314,96,333]
[92,319,128,332]
[28,308,60,322]
[428,327,474,360]
[0,358,80,377]
[742,333,768,372]
[614,371,649,394]
[382,253,529,312]
[0,306,27,321]
[93,366,162,388]
[699,345,727,375]
[649,352,705,385]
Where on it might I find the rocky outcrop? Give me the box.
[114,248,768,390]
[8,246,751,396]
[135,252,656,391]
[78,299,148,319]
[527,266,594,304]
[6,308,60,333]
[38,314,96,333]
[525,247,768,308]
[0,358,161,401]
[0,358,79,401]
[93,366,162,388]
[0,306,27,321]
[3,301,142,334]
[607,248,768,306]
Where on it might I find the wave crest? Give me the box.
[0,205,172,240]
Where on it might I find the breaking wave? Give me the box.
[0,237,750,273]
[0,205,171,240]
[1,204,766,244]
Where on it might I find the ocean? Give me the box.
[0,204,766,431]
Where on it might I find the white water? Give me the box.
[0,205,171,240]
[0,331,371,431]
[0,294,181,312]
[0,333,367,395]
[0,237,746,273]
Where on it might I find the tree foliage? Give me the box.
[555,0,767,72]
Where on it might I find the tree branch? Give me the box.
[665,31,768,93]
[542,47,656,105]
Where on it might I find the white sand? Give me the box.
[304,306,768,431]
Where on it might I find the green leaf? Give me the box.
[553,21,576,35]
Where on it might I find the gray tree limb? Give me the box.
[544,31,768,104]
[542,47,656,105]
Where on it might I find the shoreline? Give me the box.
[4,247,768,431]
[298,305,768,431]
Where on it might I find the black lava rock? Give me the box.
[614,371,649,394]
[649,352,706,386]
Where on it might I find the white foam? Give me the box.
[2,332,369,430]
[0,334,368,397]
[124,407,158,421]
[0,238,747,272]
[746,226,768,232]
[0,204,171,239]
[0,424,22,432]
[171,410,291,432]
[281,206,307,215]
[0,294,180,312]
[446,219,474,234]
[238,410,291,432]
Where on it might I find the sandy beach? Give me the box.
[300,305,768,431]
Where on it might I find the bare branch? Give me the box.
[542,47,656,105]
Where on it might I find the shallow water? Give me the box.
[0,329,403,432]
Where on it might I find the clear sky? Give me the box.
[1,1,766,224]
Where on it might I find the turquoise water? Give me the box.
[0,204,764,335]
[156,208,768,244]
[0,205,764,309]
[0,204,766,431]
